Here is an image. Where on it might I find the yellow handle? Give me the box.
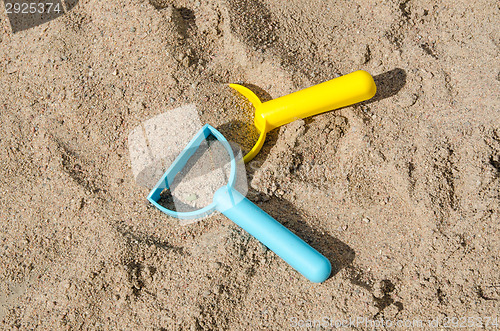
[230,70,377,162]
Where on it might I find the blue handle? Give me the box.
[214,186,331,283]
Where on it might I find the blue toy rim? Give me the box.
[147,124,238,220]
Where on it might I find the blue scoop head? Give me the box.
[147,124,246,220]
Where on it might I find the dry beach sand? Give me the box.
[0,0,499,329]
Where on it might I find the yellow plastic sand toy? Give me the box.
[230,70,377,162]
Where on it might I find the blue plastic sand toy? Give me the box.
[147,124,331,283]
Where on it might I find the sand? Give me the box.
[0,0,499,329]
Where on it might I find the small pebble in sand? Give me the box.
[185,193,198,201]
[6,64,18,74]
[175,52,185,62]
[210,261,221,269]
[363,217,371,223]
